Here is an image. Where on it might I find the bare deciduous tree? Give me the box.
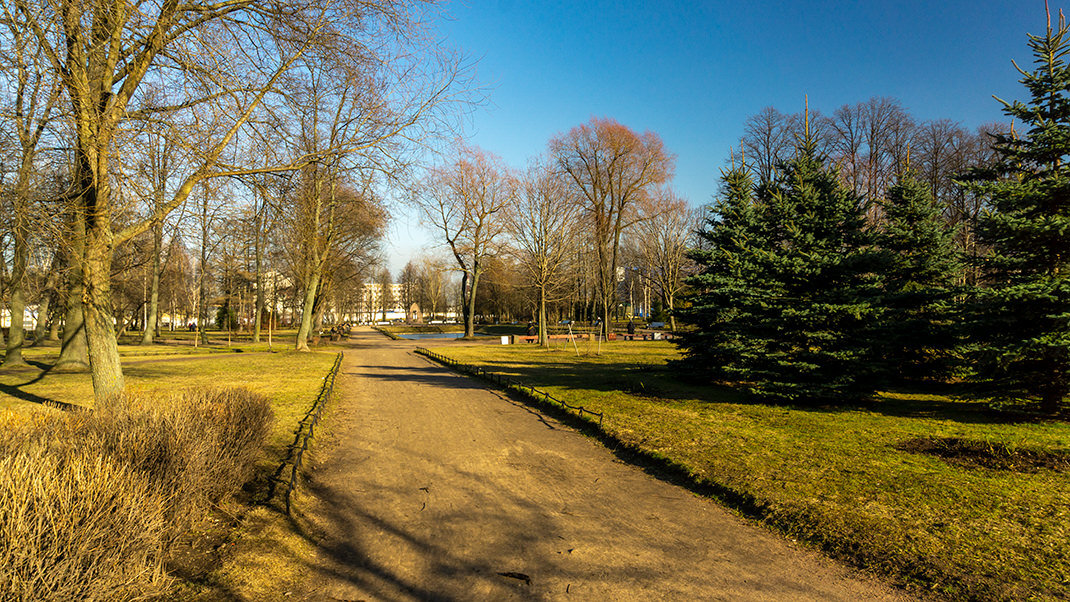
[0,2,60,366]
[506,159,579,346]
[550,117,674,336]
[416,145,513,337]
[415,253,449,321]
[634,190,697,331]
[741,107,797,184]
[9,0,464,402]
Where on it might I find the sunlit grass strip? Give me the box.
[269,352,343,514]
[373,326,400,339]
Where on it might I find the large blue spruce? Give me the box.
[963,9,1070,413]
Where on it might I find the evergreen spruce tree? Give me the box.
[679,120,881,403]
[745,127,882,402]
[872,173,962,383]
[964,10,1070,413]
[675,162,768,382]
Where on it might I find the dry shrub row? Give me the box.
[0,388,273,601]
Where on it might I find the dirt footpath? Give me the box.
[289,328,911,601]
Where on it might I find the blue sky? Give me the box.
[388,0,1051,271]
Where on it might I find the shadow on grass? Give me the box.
[854,393,1036,424]
[464,354,1047,426]
[0,381,80,411]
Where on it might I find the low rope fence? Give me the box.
[415,347,604,427]
[269,351,343,514]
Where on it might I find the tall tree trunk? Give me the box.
[600,289,611,340]
[458,271,470,333]
[667,292,676,332]
[313,285,326,332]
[81,164,126,404]
[295,270,321,351]
[33,293,51,346]
[198,191,210,346]
[33,256,61,345]
[538,286,548,347]
[54,215,89,372]
[252,204,264,343]
[141,219,163,344]
[1041,383,1065,415]
[465,268,481,338]
[3,231,29,367]
[198,258,208,345]
[3,160,35,367]
[47,295,61,342]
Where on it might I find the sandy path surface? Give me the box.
[290,328,911,601]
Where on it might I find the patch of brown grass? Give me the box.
[0,388,272,600]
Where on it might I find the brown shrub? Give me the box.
[0,387,273,601]
[87,388,274,537]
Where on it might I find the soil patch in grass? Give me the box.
[896,436,1070,473]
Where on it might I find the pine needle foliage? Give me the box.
[676,163,767,383]
[871,173,963,383]
[962,9,1070,413]
[678,129,882,403]
[746,136,882,402]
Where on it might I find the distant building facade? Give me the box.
[357,282,405,322]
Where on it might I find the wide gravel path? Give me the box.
[290,328,912,601]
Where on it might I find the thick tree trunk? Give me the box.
[295,270,321,351]
[55,290,89,371]
[47,297,61,342]
[459,271,470,333]
[314,295,325,333]
[33,293,51,345]
[54,216,89,372]
[3,233,29,367]
[82,173,125,405]
[1041,385,1064,415]
[141,220,162,344]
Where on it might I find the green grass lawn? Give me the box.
[0,345,338,475]
[429,341,1070,601]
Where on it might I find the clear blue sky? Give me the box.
[388,0,1052,272]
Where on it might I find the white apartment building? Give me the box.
[356,282,406,322]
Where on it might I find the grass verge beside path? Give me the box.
[429,341,1070,601]
[1,349,339,497]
